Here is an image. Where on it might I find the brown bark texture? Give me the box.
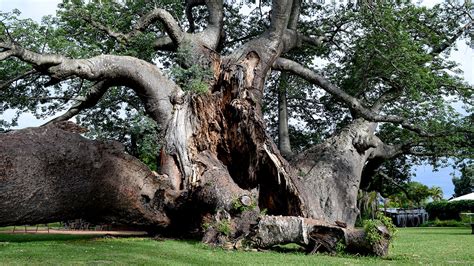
[0,122,170,229]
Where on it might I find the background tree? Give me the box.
[429,186,444,202]
[453,163,474,197]
[386,182,444,208]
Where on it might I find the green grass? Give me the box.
[0,227,472,265]
[0,223,62,232]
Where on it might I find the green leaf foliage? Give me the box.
[1,1,472,177]
[453,163,474,197]
[363,213,397,246]
[425,200,474,221]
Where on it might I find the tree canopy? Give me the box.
[1,1,472,160]
[453,163,473,197]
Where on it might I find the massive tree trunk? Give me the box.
[0,122,170,229]
[0,0,399,256]
[0,42,392,253]
[290,119,379,226]
[0,121,391,256]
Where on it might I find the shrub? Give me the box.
[170,65,212,94]
[231,197,257,214]
[216,220,232,237]
[420,219,467,227]
[363,213,397,246]
[425,200,474,221]
[169,41,213,94]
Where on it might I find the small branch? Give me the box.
[0,21,16,43]
[378,172,411,198]
[45,80,111,125]
[83,17,129,43]
[29,96,77,102]
[300,35,325,47]
[321,17,351,46]
[0,69,37,90]
[371,82,402,112]
[430,19,474,57]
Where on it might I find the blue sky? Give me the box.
[1,0,472,198]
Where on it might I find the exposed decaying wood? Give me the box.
[256,216,390,256]
[202,213,390,256]
[0,115,391,256]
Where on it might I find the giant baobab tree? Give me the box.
[0,0,472,255]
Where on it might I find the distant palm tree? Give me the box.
[429,186,443,201]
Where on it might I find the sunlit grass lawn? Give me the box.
[0,227,472,265]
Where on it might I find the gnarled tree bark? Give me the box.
[9,0,469,256]
[0,122,170,229]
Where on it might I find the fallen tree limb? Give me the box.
[0,122,170,229]
[203,212,391,256]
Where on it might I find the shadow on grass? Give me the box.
[269,244,305,254]
[0,233,99,243]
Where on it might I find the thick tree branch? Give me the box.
[185,0,224,49]
[135,8,184,45]
[367,139,406,160]
[268,0,294,39]
[84,8,184,46]
[153,36,176,51]
[300,35,325,47]
[272,57,450,137]
[1,42,178,127]
[288,0,301,30]
[203,0,224,30]
[185,0,205,33]
[0,50,14,60]
[0,125,170,228]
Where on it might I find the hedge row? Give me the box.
[425,200,474,221]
